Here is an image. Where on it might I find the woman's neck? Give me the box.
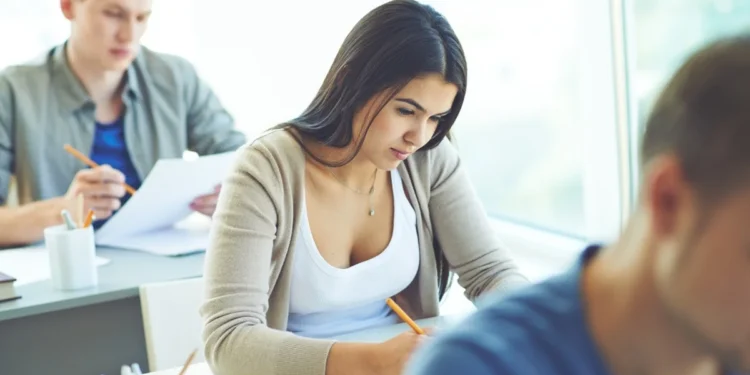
[327,157,378,192]
[300,133,379,191]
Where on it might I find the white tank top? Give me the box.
[287,170,420,338]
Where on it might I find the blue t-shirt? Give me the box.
[89,116,142,226]
[406,246,744,375]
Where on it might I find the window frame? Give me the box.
[482,0,633,273]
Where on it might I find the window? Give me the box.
[627,0,750,190]
[427,0,622,241]
[0,0,68,69]
[144,0,387,140]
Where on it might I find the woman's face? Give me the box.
[353,73,458,170]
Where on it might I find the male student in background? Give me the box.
[0,0,246,247]
[407,35,750,375]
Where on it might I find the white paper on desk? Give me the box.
[95,151,236,256]
[100,215,212,256]
[0,246,110,286]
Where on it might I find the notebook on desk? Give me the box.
[0,271,21,303]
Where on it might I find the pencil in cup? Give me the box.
[386,297,425,335]
[60,209,78,230]
[63,144,137,196]
[83,209,95,228]
[77,193,84,228]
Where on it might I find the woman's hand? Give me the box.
[326,328,433,375]
[368,329,433,374]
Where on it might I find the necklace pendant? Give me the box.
[369,209,375,216]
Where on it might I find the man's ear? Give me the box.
[644,155,695,239]
[61,0,75,21]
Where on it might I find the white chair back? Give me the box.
[139,277,206,371]
[6,176,18,206]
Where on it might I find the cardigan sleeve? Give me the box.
[426,140,529,301]
[200,141,334,375]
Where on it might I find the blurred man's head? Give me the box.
[637,35,750,372]
[61,0,152,72]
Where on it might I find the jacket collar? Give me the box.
[50,42,141,114]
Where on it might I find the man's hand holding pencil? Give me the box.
[62,144,137,222]
[64,165,127,221]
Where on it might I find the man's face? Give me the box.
[647,156,750,372]
[63,0,152,71]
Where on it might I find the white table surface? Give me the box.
[145,314,468,375]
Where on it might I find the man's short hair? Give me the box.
[641,34,750,202]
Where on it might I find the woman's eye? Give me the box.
[397,108,414,116]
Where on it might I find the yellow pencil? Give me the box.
[82,209,95,228]
[386,297,425,335]
[177,349,197,375]
[63,144,137,196]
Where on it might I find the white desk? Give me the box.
[333,314,465,342]
[0,247,206,375]
[146,362,211,375]
[145,315,467,375]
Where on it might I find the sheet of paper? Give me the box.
[0,246,110,286]
[97,215,212,256]
[95,152,235,256]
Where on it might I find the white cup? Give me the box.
[43,224,98,291]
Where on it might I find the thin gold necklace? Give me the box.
[326,167,378,216]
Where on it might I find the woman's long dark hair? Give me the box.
[281,0,468,167]
[279,0,467,299]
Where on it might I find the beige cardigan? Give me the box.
[200,129,527,375]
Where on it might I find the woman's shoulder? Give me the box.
[232,127,306,183]
[243,127,300,154]
[238,127,303,162]
[405,138,461,179]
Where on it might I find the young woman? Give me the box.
[201,1,528,374]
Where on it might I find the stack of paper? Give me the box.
[95,151,236,256]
